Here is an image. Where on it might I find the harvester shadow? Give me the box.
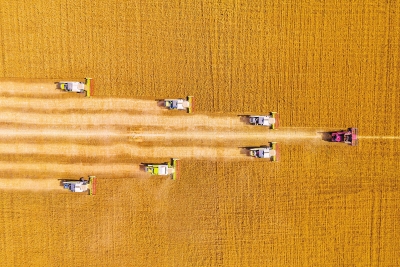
[139,164,147,171]
[318,132,333,142]
[54,82,62,89]
[155,99,165,107]
[237,115,250,124]
[238,147,251,155]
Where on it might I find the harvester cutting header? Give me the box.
[162,96,193,113]
[57,77,93,97]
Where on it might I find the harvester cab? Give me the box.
[248,112,279,129]
[57,78,93,97]
[143,158,180,180]
[61,176,96,195]
[163,96,193,113]
[331,128,358,146]
[248,142,279,161]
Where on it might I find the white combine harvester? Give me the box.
[247,142,279,161]
[247,112,279,129]
[61,176,96,195]
[57,77,93,97]
[163,96,193,113]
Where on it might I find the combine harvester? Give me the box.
[143,158,179,180]
[245,112,279,129]
[247,142,279,161]
[61,176,96,195]
[331,127,358,146]
[162,96,194,113]
[57,77,93,97]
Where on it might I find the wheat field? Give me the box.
[0,0,399,266]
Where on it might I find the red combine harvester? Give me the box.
[331,127,358,146]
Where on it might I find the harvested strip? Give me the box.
[0,178,63,191]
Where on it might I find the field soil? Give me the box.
[0,1,399,266]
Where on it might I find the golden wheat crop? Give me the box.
[0,0,399,266]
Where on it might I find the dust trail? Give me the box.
[0,128,125,138]
[134,132,319,141]
[0,80,62,96]
[0,143,245,160]
[0,162,145,178]
[0,110,268,131]
[0,110,248,128]
[0,96,163,114]
[0,125,321,142]
[359,136,400,139]
[133,128,321,141]
[0,179,63,191]
[0,128,270,140]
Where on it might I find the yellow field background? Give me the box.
[0,0,399,266]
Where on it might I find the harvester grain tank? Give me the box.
[61,176,96,195]
[57,78,93,97]
[247,112,279,129]
[248,142,279,161]
[163,96,193,113]
[143,158,179,180]
[331,127,358,146]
